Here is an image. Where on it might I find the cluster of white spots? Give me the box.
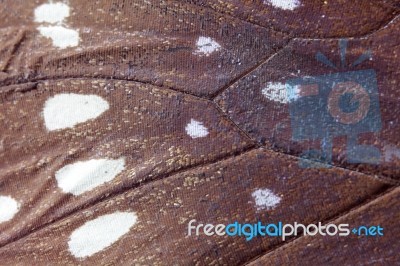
[262,82,288,104]
[0,196,20,223]
[34,2,80,48]
[252,188,281,211]
[262,82,299,104]
[383,145,400,162]
[263,0,301,10]
[43,93,109,131]
[55,158,125,196]
[185,119,209,138]
[68,211,137,258]
[37,26,80,49]
[194,36,221,56]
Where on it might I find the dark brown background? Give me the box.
[0,0,399,265]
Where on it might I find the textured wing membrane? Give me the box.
[0,0,289,97]
[0,79,252,247]
[0,0,398,264]
[0,149,388,264]
[216,17,400,179]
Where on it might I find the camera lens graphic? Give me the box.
[327,81,371,125]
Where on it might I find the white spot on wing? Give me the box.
[264,0,300,10]
[252,188,281,211]
[262,82,299,103]
[0,196,20,223]
[34,2,70,24]
[185,119,209,138]
[194,36,221,56]
[43,93,109,131]
[37,26,80,49]
[34,2,80,48]
[55,158,125,196]
[68,211,137,258]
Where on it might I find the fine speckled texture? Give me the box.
[0,0,399,265]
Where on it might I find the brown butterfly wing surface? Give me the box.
[0,0,399,265]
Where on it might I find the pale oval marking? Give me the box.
[262,82,299,103]
[0,196,20,223]
[185,119,209,138]
[43,93,109,131]
[34,2,70,24]
[68,212,137,258]
[37,26,80,49]
[55,158,125,196]
[264,0,301,10]
[194,36,221,56]
[252,188,281,211]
